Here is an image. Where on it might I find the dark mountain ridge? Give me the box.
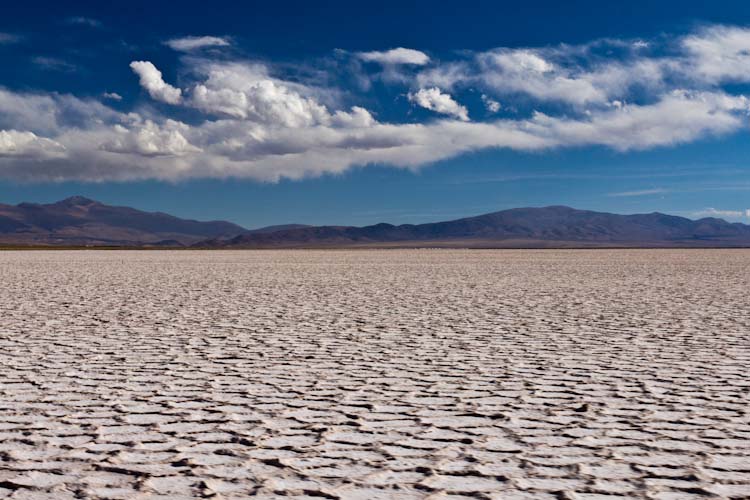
[2,198,749,248]
[0,196,246,246]
[199,206,750,248]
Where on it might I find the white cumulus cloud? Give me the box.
[0,130,66,158]
[408,87,469,121]
[358,48,430,66]
[481,94,501,113]
[100,118,201,157]
[681,25,750,84]
[129,61,182,104]
[191,78,329,127]
[186,61,371,128]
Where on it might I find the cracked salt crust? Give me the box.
[0,249,748,499]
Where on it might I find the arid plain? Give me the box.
[0,250,748,499]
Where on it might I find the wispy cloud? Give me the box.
[164,36,230,52]
[32,56,77,72]
[0,33,20,44]
[691,207,750,220]
[608,188,668,197]
[66,16,103,28]
[416,25,750,109]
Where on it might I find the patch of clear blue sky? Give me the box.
[1,0,749,228]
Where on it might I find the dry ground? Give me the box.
[0,250,748,499]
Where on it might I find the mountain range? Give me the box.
[0,196,245,246]
[1,196,750,248]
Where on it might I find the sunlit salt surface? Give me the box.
[0,250,748,499]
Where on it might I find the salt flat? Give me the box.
[0,250,748,499]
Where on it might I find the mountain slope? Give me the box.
[199,206,750,248]
[246,224,312,234]
[2,200,749,248]
[0,196,246,246]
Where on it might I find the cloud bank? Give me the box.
[2,25,750,182]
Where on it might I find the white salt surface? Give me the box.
[0,249,748,499]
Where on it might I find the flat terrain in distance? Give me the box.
[0,250,748,499]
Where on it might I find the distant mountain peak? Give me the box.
[55,196,100,207]
[0,196,246,246]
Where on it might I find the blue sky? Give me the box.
[1,0,750,228]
